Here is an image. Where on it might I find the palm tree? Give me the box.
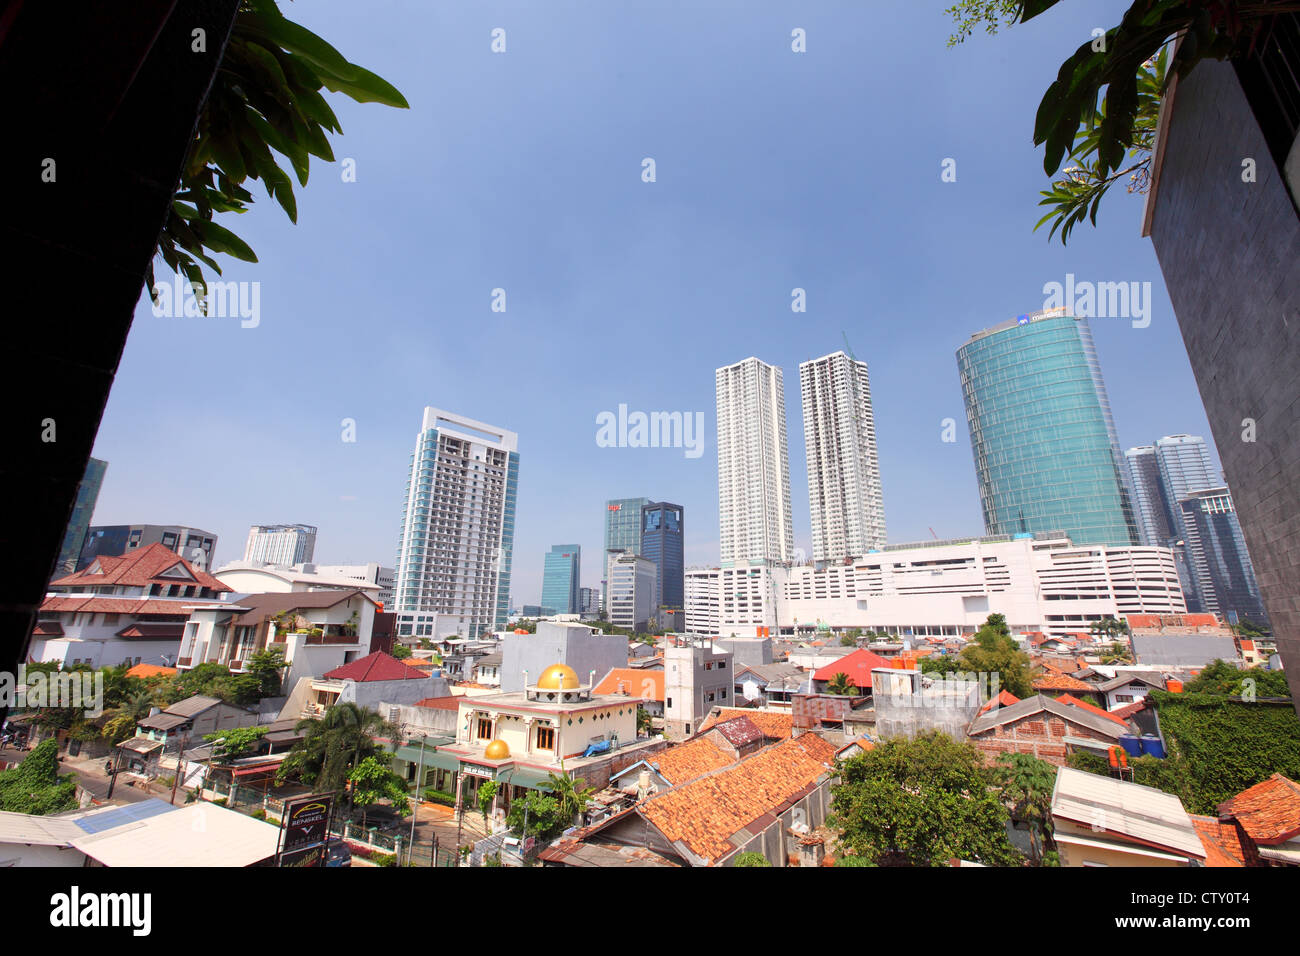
[99,689,156,744]
[282,703,399,801]
[827,672,855,696]
[542,771,596,828]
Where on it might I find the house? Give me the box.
[663,638,734,739]
[472,651,503,687]
[573,734,839,866]
[595,667,666,718]
[177,588,379,689]
[1214,773,1300,866]
[810,648,892,695]
[733,662,806,708]
[1051,766,1207,867]
[32,542,231,669]
[608,734,736,797]
[118,694,258,776]
[1089,671,1168,711]
[966,694,1128,766]
[289,650,439,719]
[697,706,794,741]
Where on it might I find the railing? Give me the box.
[305,632,359,645]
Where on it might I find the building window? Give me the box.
[536,726,555,750]
[666,697,673,708]
[476,717,492,741]
[1115,694,1134,703]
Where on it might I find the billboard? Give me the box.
[278,793,334,867]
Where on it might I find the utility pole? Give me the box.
[169,730,191,805]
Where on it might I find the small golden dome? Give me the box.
[536,663,580,690]
[484,739,510,760]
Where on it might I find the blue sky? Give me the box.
[92,1,1218,605]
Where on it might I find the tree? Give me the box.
[945,1,1297,243]
[993,752,1057,864]
[541,771,596,827]
[506,792,567,839]
[99,689,156,745]
[477,779,498,824]
[204,725,270,761]
[278,702,399,797]
[0,740,78,815]
[348,755,410,827]
[830,732,1022,867]
[245,647,287,698]
[636,706,653,736]
[733,852,771,867]
[152,0,409,304]
[390,643,413,660]
[956,614,1033,699]
[826,672,856,697]
[834,855,877,867]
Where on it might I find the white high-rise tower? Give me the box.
[800,350,886,561]
[715,357,794,566]
[393,407,519,640]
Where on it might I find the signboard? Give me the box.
[279,793,334,866]
[461,763,495,779]
[608,504,621,511]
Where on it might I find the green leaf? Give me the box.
[320,64,410,109]
[192,219,259,262]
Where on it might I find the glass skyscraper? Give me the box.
[55,457,107,576]
[642,502,684,613]
[957,309,1139,548]
[540,544,581,615]
[394,407,519,639]
[1178,488,1269,625]
[604,497,651,555]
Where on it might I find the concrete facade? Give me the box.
[499,622,629,694]
[1145,58,1300,705]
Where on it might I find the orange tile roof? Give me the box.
[49,542,229,592]
[1191,816,1246,867]
[651,738,735,785]
[39,596,223,617]
[125,663,177,678]
[697,708,793,740]
[977,690,1021,715]
[1218,774,1300,845]
[639,734,838,864]
[1032,673,1093,692]
[594,667,665,702]
[1054,693,1132,728]
[413,696,461,711]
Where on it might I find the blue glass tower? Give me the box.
[957,310,1139,548]
[540,544,581,614]
[641,502,684,613]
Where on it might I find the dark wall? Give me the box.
[1148,60,1300,703]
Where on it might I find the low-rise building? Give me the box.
[292,650,440,720]
[1051,766,1207,867]
[967,694,1129,766]
[664,638,733,739]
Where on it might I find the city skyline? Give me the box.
[81,1,1215,607]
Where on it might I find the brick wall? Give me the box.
[969,713,1114,767]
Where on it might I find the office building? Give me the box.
[800,351,886,561]
[311,563,395,607]
[393,407,519,640]
[54,457,107,576]
[578,587,601,617]
[957,309,1140,548]
[684,567,721,635]
[78,524,218,572]
[1178,488,1269,624]
[604,497,651,555]
[716,357,794,565]
[606,552,657,633]
[540,544,581,615]
[243,524,317,566]
[641,501,684,615]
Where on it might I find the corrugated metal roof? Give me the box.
[1051,766,1204,858]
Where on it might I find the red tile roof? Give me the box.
[125,663,177,678]
[1191,816,1246,867]
[324,651,429,683]
[812,648,892,687]
[697,708,793,740]
[1218,774,1300,845]
[1110,700,1148,721]
[39,596,222,617]
[652,738,735,785]
[1054,693,1132,729]
[708,716,766,749]
[639,734,838,864]
[594,668,665,702]
[49,542,229,592]
[977,690,1021,715]
[1031,672,1094,692]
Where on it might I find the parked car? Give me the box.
[324,841,352,867]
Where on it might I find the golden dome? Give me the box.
[536,663,580,690]
[483,739,510,760]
